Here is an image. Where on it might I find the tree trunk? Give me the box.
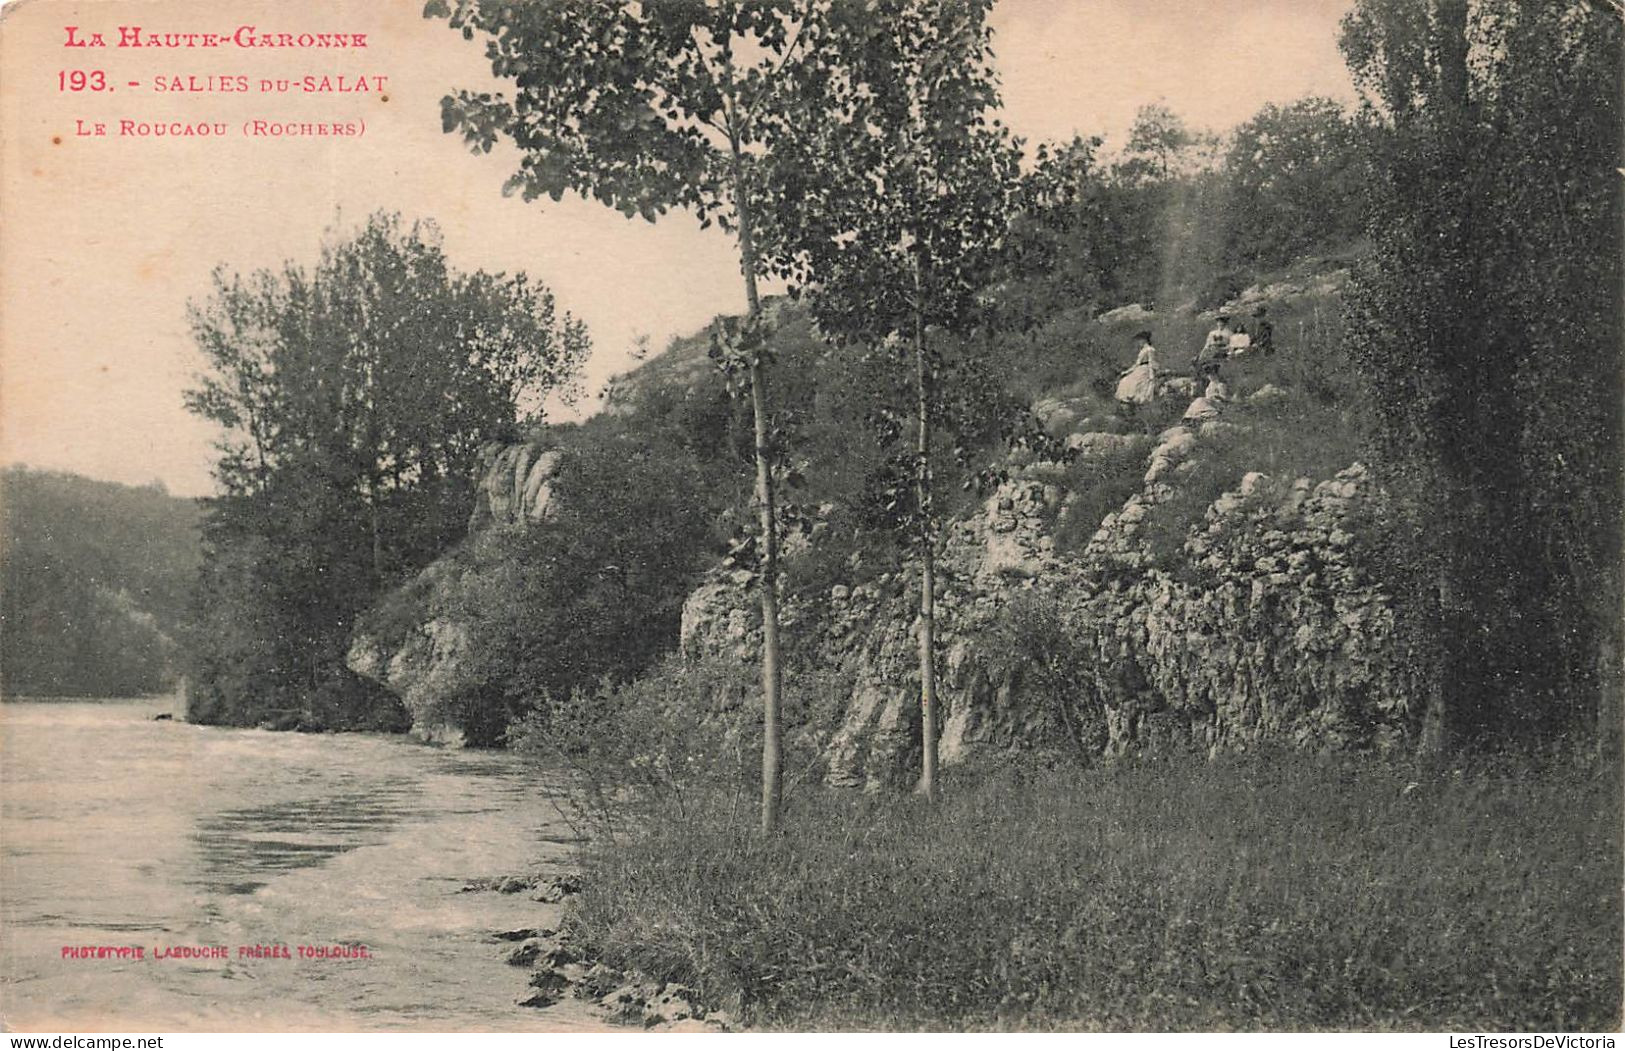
[916,310,942,799]
[1429,490,1503,750]
[369,486,383,587]
[1596,606,1622,762]
[729,136,784,835]
[1435,0,1471,120]
[1418,563,1453,755]
[750,360,784,833]
[913,275,938,801]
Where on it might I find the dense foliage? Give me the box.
[998,97,1366,323]
[184,212,588,729]
[0,468,200,697]
[1338,0,1622,746]
[1221,97,1367,272]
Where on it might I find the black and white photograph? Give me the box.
[0,0,1620,1038]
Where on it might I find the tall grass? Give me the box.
[1052,443,1150,554]
[1138,391,1364,569]
[563,751,1622,1031]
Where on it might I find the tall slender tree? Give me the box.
[1339,0,1622,748]
[428,0,830,831]
[760,0,1016,797]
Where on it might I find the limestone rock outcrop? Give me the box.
[681,417,1421,790]
[346,556,476,745]
[352,435,565,740]
[468,440,564,530]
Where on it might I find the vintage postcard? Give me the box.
[1,0,1619,1039]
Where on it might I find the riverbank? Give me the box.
[465,869,735,1031]
[543,748,1621,1031]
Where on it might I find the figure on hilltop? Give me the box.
[1182,374,1230,424]
[1194,314,1232,379]
[1228,322,1252,358]
[1115,329,1160,414]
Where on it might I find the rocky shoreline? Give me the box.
[463,869,735,1031]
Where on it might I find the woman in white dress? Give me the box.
[1115,330,1159,408]
[1194,315,1232,378]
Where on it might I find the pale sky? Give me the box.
[0,0,1354,496]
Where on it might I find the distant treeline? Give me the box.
[1,467,201,697]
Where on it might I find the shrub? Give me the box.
[509,650,848,841]
[983,595,1106,758]
[508,655,757,841]
[997,307,1120,405]
[1052,443,1152,555]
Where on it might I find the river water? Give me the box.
[0,696,606,1032]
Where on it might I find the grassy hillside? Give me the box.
[1,467,201,697]
[515,278,1623,1027]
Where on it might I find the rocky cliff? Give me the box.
[682,401,1421,789]
[350,272,1421,775]
[346,438,566,743]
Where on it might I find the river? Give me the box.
[0,696,606,1032]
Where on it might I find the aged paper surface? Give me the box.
[12,0,1611,1039]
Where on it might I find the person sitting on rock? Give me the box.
[1182,377,1229,424]
[1252,305,1275,355]
[1194,315,1232,378]
[1114,330,1159,413]
[1228,323,1252,357]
